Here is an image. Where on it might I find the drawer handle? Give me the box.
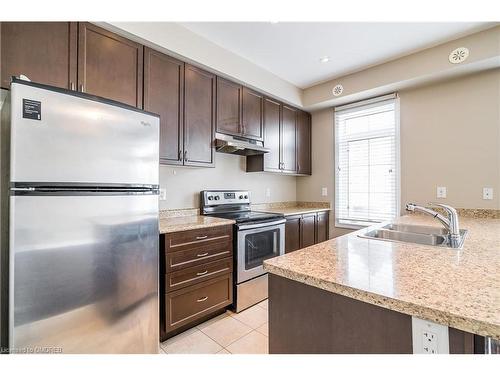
[196,235,208,240]
[196,270,208,276]
[197,252,209,257]
[197,296,208,303]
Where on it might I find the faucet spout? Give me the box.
[405,203,450,228]
[405,202,461,247]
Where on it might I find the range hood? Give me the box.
[215,132,270,156]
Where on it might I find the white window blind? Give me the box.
[335,95,399,228]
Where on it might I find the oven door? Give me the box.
[236,219,285,284]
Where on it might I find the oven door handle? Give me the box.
[236,219,286,231]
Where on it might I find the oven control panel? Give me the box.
[201,190,250,206]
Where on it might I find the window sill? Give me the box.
[334,221,370,230]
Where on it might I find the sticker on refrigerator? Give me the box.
[22,99,41,120]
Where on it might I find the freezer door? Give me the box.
[9,194,159,354]
[10,82,159,185]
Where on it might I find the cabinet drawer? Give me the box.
[166,257,232,292]
[166,273,232,332]
[166,240,232,272]
[166,225,232,252]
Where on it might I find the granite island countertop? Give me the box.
[263,214,500,339]
[159,215,235,234]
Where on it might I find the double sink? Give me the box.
[359,223,468,249]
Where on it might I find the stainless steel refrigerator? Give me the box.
[0,78,160,353]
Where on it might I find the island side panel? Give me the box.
[269,275,477,354]
[269,274,413,354]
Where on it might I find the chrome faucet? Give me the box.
[406,203,461,247]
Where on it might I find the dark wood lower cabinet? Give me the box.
[285,211,330,253]
[301,214,316,248]
[285,216,301,254]
[160,225,233,341]
[315,211,329,243]
[269,274,477,354]
[166,273,232,333]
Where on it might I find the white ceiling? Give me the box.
[180,22,494,88]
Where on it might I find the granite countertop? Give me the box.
[263,214,500,339]
[264,206,331,216]
[159,215,235,234]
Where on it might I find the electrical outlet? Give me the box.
[265,188,271,198]
[412,317,449,354]
[436,186,447,199]
[159,188,167,201]
[422,331,438,354]
[321,187,328,197]
[483,187,493,200]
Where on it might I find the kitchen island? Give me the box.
[263,214,500,354]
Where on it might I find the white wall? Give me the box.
[159,152,297,210]
[298,69,500,237]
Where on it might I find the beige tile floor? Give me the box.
[160,299,269,354]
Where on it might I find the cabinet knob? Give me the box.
[79,83,85,93]
[178,150,182,161]
[184,150,188,161]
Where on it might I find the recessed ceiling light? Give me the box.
[320,56,330,63]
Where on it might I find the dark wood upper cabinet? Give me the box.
[77,22,143,108]
[285,215,301,254]
[184,64,216,167]
[281,105,297,173]
[242,88,263,140]
[216,77,242,136]
[262,98,282,172]
[144,48,184,165]
[296,110,312,175]
[247,97,281,172]
[301,214,316,248]
[1,22,77,90]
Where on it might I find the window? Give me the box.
[335,94,400,228]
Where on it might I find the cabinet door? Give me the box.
[315,211,329,243]
[184,64,216,167]
[144,48,184,165]
[263,98,282,172]
[296,110,312,175]
[285,216,301,254]
[242,87,263,140]
[216,77,241,136]
[78,23,143,108]
[1,22,77,90]
[301,214,316,248]
[281,105,297,173]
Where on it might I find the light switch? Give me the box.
[159,188,167,201]
[321,187,328,197]
[483,187,493,200]
[436,186,447,199]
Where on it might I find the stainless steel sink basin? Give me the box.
[358,223,467,249]
[381,223,449,236]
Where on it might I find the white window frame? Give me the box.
[334,94,401,230]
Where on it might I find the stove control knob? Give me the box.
[244,195,248,199]
[207,196,213,201]
[214,196,220,201]
[239,195,244,199]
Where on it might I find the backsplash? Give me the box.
[159,152,297,210]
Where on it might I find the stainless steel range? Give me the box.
[200,190,285,312]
